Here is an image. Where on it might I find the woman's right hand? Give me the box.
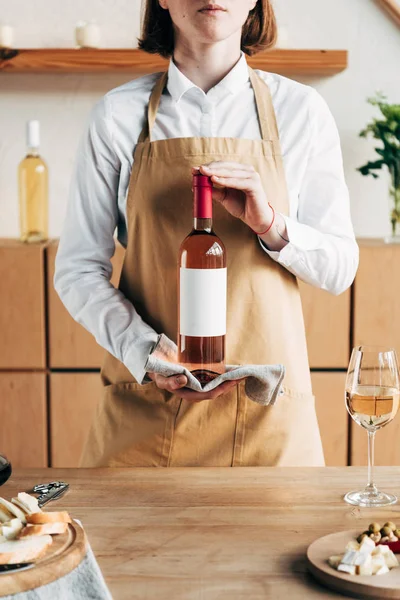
[146,371,240,403]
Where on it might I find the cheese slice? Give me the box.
[0,498,26,524]
[2,519,23,540]
[13,492,42,515]
[0,535,52,565]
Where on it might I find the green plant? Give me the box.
[358,93,400,235]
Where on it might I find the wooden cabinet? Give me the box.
[0,240,46,369]
[49,373,102,467]
[0,372,47,467]
[311,372,348,466]
[354,240,400,350]
[47,241,125,368]
[299,280,350,369]
[350,418,400,466]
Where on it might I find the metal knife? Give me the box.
[0,562,34,573]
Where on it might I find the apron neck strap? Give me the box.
[138,65,280,144]
[138,72,168,144]
[248,67,280,143]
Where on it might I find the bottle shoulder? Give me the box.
[18,155,48,170]
[179,230,226,268]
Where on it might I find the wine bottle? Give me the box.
[18,120,48,243]
[178,172,227,385]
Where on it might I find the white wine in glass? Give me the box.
[344,346,400,507]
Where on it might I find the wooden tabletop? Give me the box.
[4,467,400,599]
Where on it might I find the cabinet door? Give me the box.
[0,240,46,369]
[50,373,102,467]
[354,241,400,349]
[0,373,47,467]
[47,241,125,368]
[299,280,350,369]
[311,372,348,466]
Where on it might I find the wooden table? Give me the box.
[4,467,400,599]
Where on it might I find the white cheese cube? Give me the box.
[341,550,358,565]
[372,544,390,556]
[345,540,360,551]
[356,554,373,576]
[375,565,390,576]
[385,550,398,569]
[328,554,343,569]
[371,554,387,574]
[359,536,375,554]
[338,563,356,575]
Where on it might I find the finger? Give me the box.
[179,379,239,402]
[204,167,255,180]
[200,162,255,172]
[210,175,258,193]
[155,374,187,391]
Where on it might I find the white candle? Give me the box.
[75,21,101,49]
[276,26,290,49]
[0,24,14,49]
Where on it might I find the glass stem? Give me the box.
[366,430,378,495]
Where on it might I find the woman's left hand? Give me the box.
[195,161,273,233]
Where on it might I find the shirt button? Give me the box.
[202,103,212,114]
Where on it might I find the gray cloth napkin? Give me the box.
[145,334,285,406]
[1,525,112,600]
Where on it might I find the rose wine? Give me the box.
[178,172,227,385]
[19,120,48,243]
[346,386,400,431]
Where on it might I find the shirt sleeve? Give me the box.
[260,88,359,296]
[54,95,159,384]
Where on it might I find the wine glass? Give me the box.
[0,454,12,486]
[345,345,400,507]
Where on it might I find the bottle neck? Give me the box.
[194,218,212,232]
[193,184,213,231]
[27,146,39,157]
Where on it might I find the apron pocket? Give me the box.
[80,380,181,467]
[237,383,324,466]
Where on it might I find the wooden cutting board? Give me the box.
[307,529,400,599]
[0,520,87,596]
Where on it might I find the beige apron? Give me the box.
[80,66,325,468]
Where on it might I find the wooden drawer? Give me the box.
[311,372,348,466]
[354,241,400,350]
[0,240,46,369]
[50,372,102,467]
[299,281,350,369]
[47,240,125,368]
[0,372,47,467]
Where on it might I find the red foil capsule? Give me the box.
[193,173,213,219]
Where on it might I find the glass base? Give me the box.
[384,234,400,244]
[344,489,397,507]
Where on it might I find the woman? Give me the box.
[55,0,359,467]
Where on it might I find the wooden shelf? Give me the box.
[0,48,348,76]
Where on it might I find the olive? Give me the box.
[381,526,393,537]
[383,521,397,532]
[368,522,381,534]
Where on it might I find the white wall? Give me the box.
[0,0,399,238]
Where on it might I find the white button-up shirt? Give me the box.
[55,53,359,383]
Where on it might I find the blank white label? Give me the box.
[180,268,227,337]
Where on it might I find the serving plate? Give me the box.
[307,529,400,599]
[0,520,86,595]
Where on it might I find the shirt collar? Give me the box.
[166,52,249,105]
